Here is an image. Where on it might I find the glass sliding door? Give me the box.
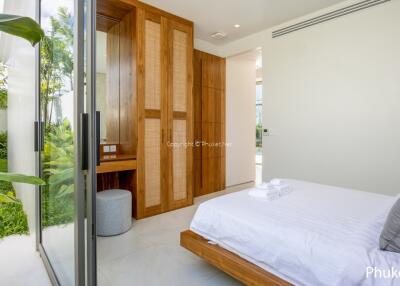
[36,0,97,285]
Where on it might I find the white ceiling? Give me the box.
[141,0,346,45]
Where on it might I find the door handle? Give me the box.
[81,113,88,171]
[41,122,45,151]
[34,121,39,152]
[96,111,100,166]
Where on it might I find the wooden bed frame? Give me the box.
[180,230,292,286]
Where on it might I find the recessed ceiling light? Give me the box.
[234,24,241,28]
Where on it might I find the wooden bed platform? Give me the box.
[180,230,292,286]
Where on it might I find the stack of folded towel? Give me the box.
[248,179,292,201]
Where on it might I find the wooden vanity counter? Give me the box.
[96,154,137,174]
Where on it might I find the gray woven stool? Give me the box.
[96,189,132,236]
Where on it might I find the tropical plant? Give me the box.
[38,7,75,226]
[0,132,6,160]
[43,119,74,198]
[0,14,45,198]
[0,198,29,238]
[0,14,44,46]
[41,119,74,226]
[41,8,73,126]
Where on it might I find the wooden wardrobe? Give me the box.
[97,0,194,219]
[135,8,194,218]
[193,50,226,197]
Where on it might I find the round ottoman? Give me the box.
[96,189,132,236]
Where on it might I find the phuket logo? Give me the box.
[366,267,400,279]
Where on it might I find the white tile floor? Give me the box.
[0,235,51,286]
[0,182,254,286]
[97,183,253,286]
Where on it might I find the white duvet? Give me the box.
[190,179,400,286]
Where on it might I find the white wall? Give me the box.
[263,0,400,195]
[221,0,400,195]
[226,53,256,186]
[3,0,37,232]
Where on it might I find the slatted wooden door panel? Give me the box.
[206,54,226,193]
[193,51,226,197]
[137,9,168,218]
[167,20,193,210]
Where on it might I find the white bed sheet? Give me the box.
[190,179,400,286]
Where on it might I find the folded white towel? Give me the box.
[270,178,282,186]
[257,183,278,192]
[258,182,290,191]
[257,182,270,189]
[252,179,292,200]
[248,188,280,201]
[271,183,290,191]
[258,178,284,188]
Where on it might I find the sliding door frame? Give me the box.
[34,0,60,285]
[35,0,97,285]
[86,0,98,285]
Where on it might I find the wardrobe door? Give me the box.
[167,20,193,210]
[137,10,168,218]
[193,51,226,197]
[202,54,226,193]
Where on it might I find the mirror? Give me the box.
[96,14,136,157]
[96,18,120,145]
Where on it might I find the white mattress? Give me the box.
[190,179,400,286]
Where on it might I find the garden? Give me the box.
[0,7,75,238]
[39,6,75,228]
[0,64,29,238]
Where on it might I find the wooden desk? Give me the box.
[96,154,137,174]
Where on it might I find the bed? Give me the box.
[180,179,400,286]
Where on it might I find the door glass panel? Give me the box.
[96,26,120,145]
[40,0,75,284]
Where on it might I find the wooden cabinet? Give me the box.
[97,0,194,219]
[193,50,226,197]
[136,8,193,218]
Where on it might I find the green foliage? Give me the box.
[38,7,75,227]
[0,14,44,46]
[0,131,44,204]
[0,13,40,237]
[0,200,29,238]
[42,120,74,227]
[0,63,7,109]
[0,179,12,193]
[41,8,73,125]
[0,171,29,237]
[0,192,17,203]
[0,132,46,196]
[256,123,263,147]
[0,172,45,186]
[0,132,6,160]
[0,89,6,109]
[0,159,6,173]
